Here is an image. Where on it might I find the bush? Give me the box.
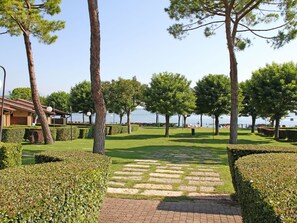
[227,144,297,194]
[0,151,111,222]
[262,128,275,137]
[121,126,128,134]
[27,128,57,144]
[235,153,297,223]
[107,125,122,135]
[131,124,140,132]
[2,128,25,143]
[286,129,297,142]
[279,129,287,140]
[78,128,91,139]
[0,142,22,169]
[56,126,78,141]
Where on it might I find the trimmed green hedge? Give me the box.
[78,128,91,139]
[227,144,297,194]
[235,153,297,223]
[56,126,78,141]
[0,142,22,169]
[131,125,139,132]
[286,129,297,142]
[2,128,25,143]
[0,151,111,222]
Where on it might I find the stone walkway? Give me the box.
[99,198,242,223]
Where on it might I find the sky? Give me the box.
[0,0,297,96]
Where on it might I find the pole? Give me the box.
[212,115,214,140]
[0,66,6,142]
[70,106,72,141]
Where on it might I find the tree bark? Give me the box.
[156,113,159,126]
[89,114,92,124]
[120,114,123,124]
[183,115,187,128]
[177,114,181,127]
[165,115,170,137]
[251,115,256,133]
[215,115,219,135]
[127,109,131,134]
[274,117,280,140]
[225,12,238,144]
[23,32,53,144]
[200,114,203,127]
[88,0,106,154]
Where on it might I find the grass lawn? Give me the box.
[22,127,296,200]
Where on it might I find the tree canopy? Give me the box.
[9,87,32,101]
[249,62,297,139]
[165,0,297,144]
[47,91,70,112]
[144,72,195,137]
[194,74,231,135]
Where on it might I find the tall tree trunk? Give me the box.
[127,109,131,134]
[225,15,238,144]
[274,117,280,140]
[89,114,92,124]
[183,115,187,128]
[23,32,53,144]
[120,114,123,124]
[88,0,106,154]
[200,114,203,127]
[251,115,256,133]
[156,113,159,126]
[215,115,219,135]
[165,115,170,137]
[177,114,181,127]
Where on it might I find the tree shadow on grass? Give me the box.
[106,145,230,165]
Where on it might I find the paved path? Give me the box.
[99,197,242,223]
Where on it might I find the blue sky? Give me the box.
[0,0,297,96]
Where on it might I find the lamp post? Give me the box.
[0,66,7,142]
[46,102,55,127]
[70,106,73,141]
[87,111,91,124]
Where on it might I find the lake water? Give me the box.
[70,108,297,128]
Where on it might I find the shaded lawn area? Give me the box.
[22,127,297,195]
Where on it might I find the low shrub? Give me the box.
[2,128,25,143]
[227,144,297,194]
[78,128,91,139]
[121,126,128,134]
[56,126,78,141]
[0,151,111,222]
[262,128,275,137]
[27,128,57,144]
[107,125,122,135]
[131,124,140,132]
[286,129,297,142]
[0,142,22,169]
[235,153,297,223]
[279,129,287,140]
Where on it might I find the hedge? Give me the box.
[106,124,140,135]
[2,128,25,143]
[0,142,22,169]
[286,129,297,142]
[261,128,275,137]
[56,126,78,141]
[227,144,297,194]
[235,153,297,223]
[0,151,111,222]
[78,128,91,139]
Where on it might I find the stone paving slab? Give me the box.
[134,183,173,190]
[178,185,197,192]
[134,159,159,163]
[188,180,224,186]
[122,168,148,172]
[125,164,150,168]
[107,188,139,195]
[155,169,184,174]
[190,171,220,177]
[186,176,221,181]
[141,189,183,197]
[167,164,190,167]
[149,173,181,178]
[108,181,126,187]
[114,171,144,176]
[99,198,243,223]
[149,177,181,184]
[200,186,215,193]
[112,176,142,181]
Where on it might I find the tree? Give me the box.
[249,62,297,139]
[144,72,195,137]
[10,87,32,100]
[87,0,106,154]
[0,0,65,144]
[165,0,297,144]
[47,91,70,112]
[70,80,94,124]
[239,80,258,133]
[194,74,231,135]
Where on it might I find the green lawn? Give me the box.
[22,127,297,198]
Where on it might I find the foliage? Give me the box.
[143,72,195,136]
[0,142,22,169]
[25,127,57,143]
[194,74,231,134]
[9,87,32,100]
[2,127,25,143]
[56,126,78,141]
[165,0,297,144]
[249,62,297,139]
[286,129,297,142]
[70,80,94,115]
[235,153,297,223]
[0,151,111,222]
[47,91,70,111]
[227,144,297,194]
